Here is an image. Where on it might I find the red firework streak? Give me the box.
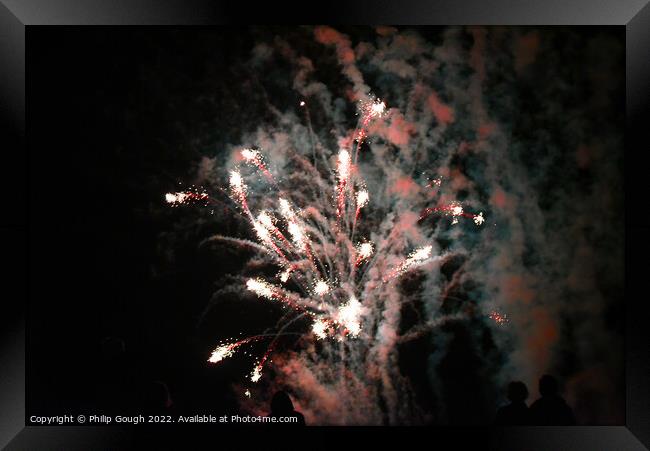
[419,203,483,223]
[240,148,276,185]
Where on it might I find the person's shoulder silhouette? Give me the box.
[495,381,530,425]
[529,374,576,425]
[268,391,306,426]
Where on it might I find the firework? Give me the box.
[165,188,209,206]
[240,148,274,182]
[312,318,328,339]
[336,149,351,220]
[337,296,362,337]
[165,92,483,405]
[355,242,374,265]
[356,190,369,209]
[313,280,331,296]
[246,277,276,300]
[489,310,509,326]
[250,365,262,383]
[383,245,434,283]
[207,343,237,364]
[420,201,485,226]
[207,335,265,364]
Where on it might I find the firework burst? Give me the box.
[166,93,485,424]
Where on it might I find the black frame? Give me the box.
[1,1,648,449]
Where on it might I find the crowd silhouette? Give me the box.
[97,335,579,427]
[496,374,576,426]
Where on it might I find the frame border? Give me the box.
[1,1,648,449]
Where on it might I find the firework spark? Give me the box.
[383,245,434,282]
[207,343,237,364]
[246,277,276,300]
[241,148,274,182]
[420,201,485,226]
[165,189,209,206]
[355,242,374,265]
[313,280,331,296]
[489,310,509,325]
[312,318,328,339]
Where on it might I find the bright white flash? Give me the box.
[208,344,235,363]
[312,318,328,340]
[250,366,262,383]
[357,242,374,260]
[338,296,362,337]
[338,149,351,180]
[253,221,272,243]
[279,268,291,283]
[258,211,274,229]
[246,278,275,300]
[357,190,369,208]
[474,212,485,226]
[314,280,330,296]
[370,100,386,117]
[241,148,260,162]
[410,245,433,262]
[165,192,187,204]
[279,198,295,220]
[287,222,306,249]
[229,170,243,190]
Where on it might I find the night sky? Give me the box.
[28,26,624,425]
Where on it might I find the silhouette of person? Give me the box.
[268,391,306,425]
[529,374,576,425]
[495,381,530,425]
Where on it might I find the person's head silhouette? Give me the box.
[539,374,559,397]
[507,381,528,403]
[270,390,295,415]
